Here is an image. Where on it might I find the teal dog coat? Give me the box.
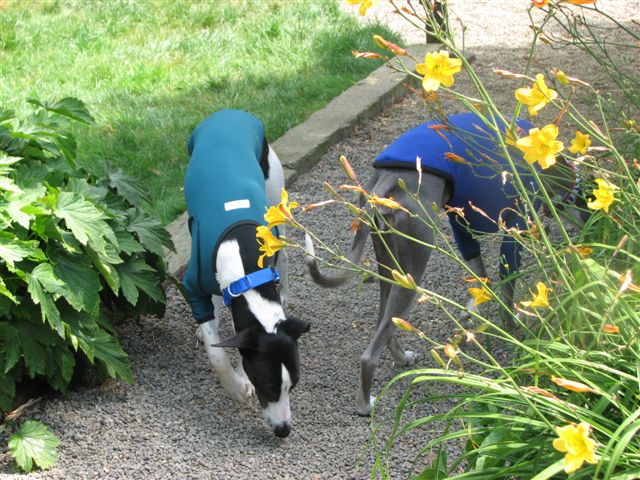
[183,109,270,323]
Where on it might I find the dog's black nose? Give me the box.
[273,424,291,438]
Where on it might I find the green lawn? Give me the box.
[0,0,399,223]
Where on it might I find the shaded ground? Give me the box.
[1,1,638,479]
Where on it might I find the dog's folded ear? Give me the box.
[211,329,258,350]
[279,316,311,340]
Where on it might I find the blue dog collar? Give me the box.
[222,267,281,306]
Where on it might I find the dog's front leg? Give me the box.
[199,296,254,403]
[357,284,418,416]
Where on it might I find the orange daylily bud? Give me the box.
[463,276,489,284]
[339,184,366,193]
[392,317,416,332]
[302,199,336,212]
[445,152,468,164]
[522,386,561,402]
[339,155,358,183]
[372,34,407,56]
[603,324,620,334]
[391,270,417,289]
[352,50,382,60]
[431,349,446,367]
[370,195,403,209]
[551,376,595,393]
[533,0,550,7]
[493,69,527,79]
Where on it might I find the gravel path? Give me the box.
[2,2,637,479]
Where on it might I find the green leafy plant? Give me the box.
[0,97,173,471]
[269,1,639,477]
[7,419,60,473]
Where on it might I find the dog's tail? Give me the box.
[304,220,371,288]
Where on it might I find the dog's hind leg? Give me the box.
[371,231,416,368]
[357,175,446,416]
[199,296,254,403]
[357,233,433,416]
[276,224,289,307]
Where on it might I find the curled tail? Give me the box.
[304,220,371,288]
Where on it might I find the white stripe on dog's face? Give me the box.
[245,290,284,333]
[262,364,292,429]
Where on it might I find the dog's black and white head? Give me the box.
[213,316,309,438]
[214,226,309,438]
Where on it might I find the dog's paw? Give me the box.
[393,350,416,367]
[196,326,204,343]
[280,293,289,309]
[220,374,254,404]
[355,395,375,417]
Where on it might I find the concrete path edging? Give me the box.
[164,44,430,277]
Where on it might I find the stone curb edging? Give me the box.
[163,44,431,278]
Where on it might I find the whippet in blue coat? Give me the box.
[306,112,586,416]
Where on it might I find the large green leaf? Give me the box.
[116,259,164,306]
[86,247,121,295]
[0,231,38,267]
[92,328,133,382]
[3,186,45,229]
[45,343,75,391]
[0,323,21,373]
[126,208,174,256]
[0,175,22,193]
[27,271,63,338]
[8,420,60,473]
[0,373,16,411]
[50,249,100,316]
[0,276,18,304]
[53,191,116,254]
[28,97,95,125]
[114,228,145,255]
[108,169,149,207]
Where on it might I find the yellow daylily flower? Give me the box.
[515,124,564,169]
[521,282,552,309]
[468,285,494,306]
[346,0,378,16]
[256,225,286,268]
[552,422,599,474]
[264,188,299,229]
[415,50,462,92]
[515,74,558,116]
[587,178,618,213]
[568,131,591,155]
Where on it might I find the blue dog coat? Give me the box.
[374,112,538,277]
[182,109,270,323]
